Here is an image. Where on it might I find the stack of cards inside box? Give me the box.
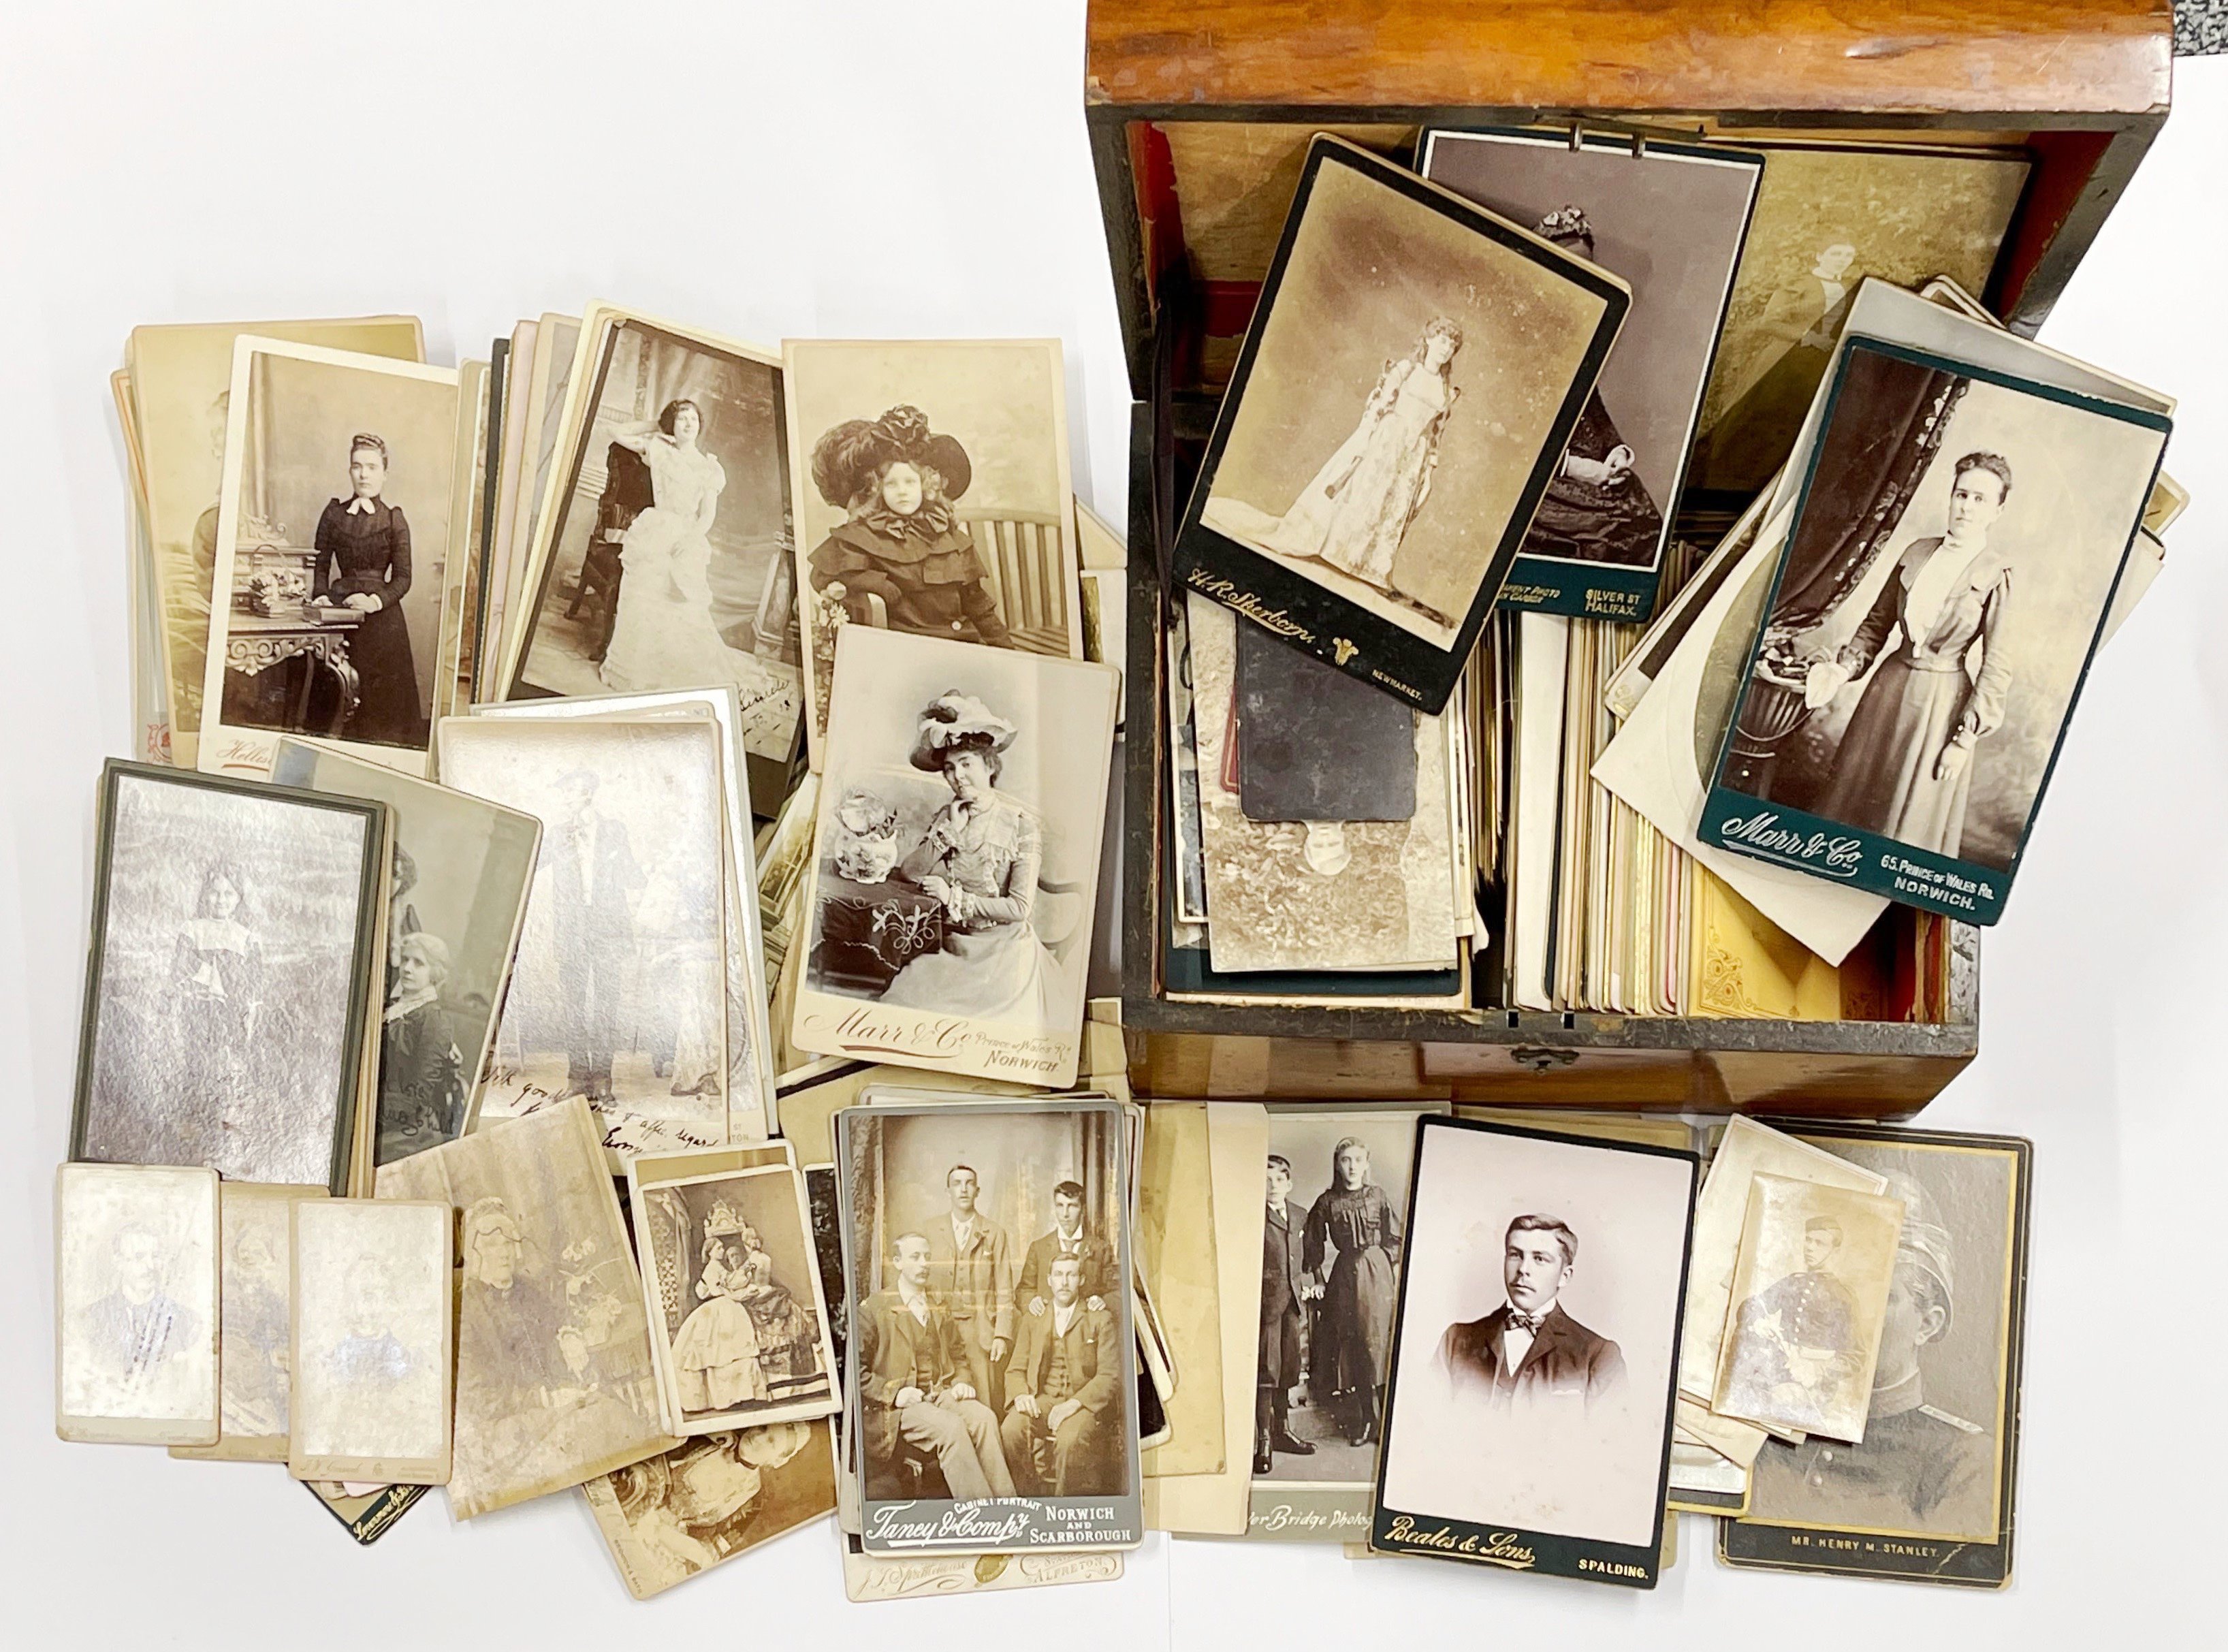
[62,105,2168,1604]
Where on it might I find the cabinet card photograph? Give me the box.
[633,1162,839,1433]
[270,740,542,1166]
[1723,1126,2031,1589]
[1690,144,2031,498]
[73,761,384,1194]
[1713,1175,1905,1443]
[1178,136,1627,713]
[56,1163,220,1445]
[791,629,1118,1090]
[1373,1117,1696,1587]
[436,716,729,1160]
[1699,340,2171,923]
[198,336,461,781]
[172,1182,328,1463]
[373,1099,676,1517]
[784,338,1082,767]
[506,310,805,780]
[836,1098,1141,1555]
[583,1418,838,1598]
[1250,1106,1444,1542]
[125,316,424,768]
[289,1197,452,1484]
[1419,128,1762,622]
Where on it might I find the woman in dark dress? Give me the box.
[1303,1137,1403,1446]
[376,931,464,1164]
[311,432,426,746]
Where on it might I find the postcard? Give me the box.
[72,761,384,1192]
[1178,136,1628,712]
[790,627,1117,1090]
[197,336,461,780]
[171,1182,327,1463]
[582,1420,837,1598]
[836,1097,1142,1555]
[1419,128,1761,621]
[1372,1117,1697,1587]
[289,1198,452,1484]
[372,1099,677,1517]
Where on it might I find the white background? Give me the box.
[0,3,2215,1642]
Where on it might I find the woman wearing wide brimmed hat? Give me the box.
[804,406,1012,646]
[880,690,1063,1023]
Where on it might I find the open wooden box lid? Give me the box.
[1086,0,2174,399]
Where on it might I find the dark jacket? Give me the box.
[855,1289,970,1467]
[1438,1303,1625,1407]
[1259,1200,1309,1390]
[1006,1301,1120,1416]
[1017,1228,1115,1310]
[808,519,1012,646]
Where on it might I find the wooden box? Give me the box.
[1089,0,2171,1113]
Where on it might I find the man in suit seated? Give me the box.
[1017,1179,1114,1319]
[1437,1214,1625,1412]
[857,1231,1017,1502]
[1000,1254,1123,1495]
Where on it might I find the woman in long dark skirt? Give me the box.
[1303,1137,1403,1446]
[311,431,426,746]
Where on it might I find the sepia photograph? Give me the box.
[1713,1175,1905,1443]
[509,313,804,769]
[199,336,461,779]
[172,1182,327,1463]
[1373,1117,1696,1585]
[837,1098,1140,1554]
[1691,144,2031,496]
[791,628,1118,1089]
[55,1163,220,1446]
[125,317,424,767]
[289,1197,452,1484]
[372,1099,675,1518]
[783,338,1082,766]
[1420,128,1761,616]
[74,761,384,1194]
[634,1163,839,1434]
[1180,136,1626,710]
[1724,1128,2030,1587]
[436,716,729,1159]
[583,1419,836,1599]
[270,740,541,1166]
[1704,340,2171,915]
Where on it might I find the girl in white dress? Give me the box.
[599,399,741,693]
[669,1206,772,1414]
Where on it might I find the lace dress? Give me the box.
[599,438,742,693]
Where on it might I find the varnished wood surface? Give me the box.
[1087,0,2171,116]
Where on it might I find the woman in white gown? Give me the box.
[1265,317,1463,614]
[599,398,740,693]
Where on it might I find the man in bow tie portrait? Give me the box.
[1436,1214,1625,1411]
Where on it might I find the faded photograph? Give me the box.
[637,1165,836,1432]
[57,1164,219,1440]
[180,1184,322,1457]
[374,1099,673,1518]
[436,717,728,1156]
[79,767,377,1190]
[785,339,1080,760]
[513,319,803,764]
[272,742,541,1164]
[1717,344,2168,872]
[584,1419,836,1598]
[291,1199,450,1478]
[1198,147,1615,648]
[1691,146,2031,494]
[1379,1122,1693,1549]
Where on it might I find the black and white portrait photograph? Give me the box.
[55,1163,219,1445]
[635,1163,839,1434]
[1725,1128,2029,1587]
[1373,1117,1695,1585]
[791,628,1117,1090]
[174,1183,324,1463]
[1706,340,2170,907]
[199,336,460,779]
[509,314,804,770]
[582,1419,835,1599]
[837,1098,1140,1555]
[74,762,383,1193]
[435,716,729,1159]
[270,740,542,1166]
[1420,129,1762,614]
[783,338,1083,766]
[1180,137,1625,709]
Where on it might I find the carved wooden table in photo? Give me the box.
[223,609,364,737]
